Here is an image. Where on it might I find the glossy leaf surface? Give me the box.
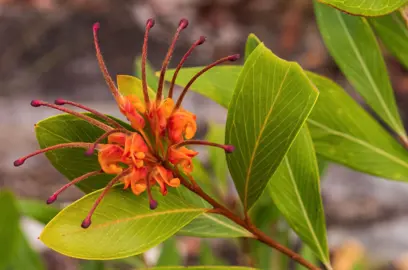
[156,237,181,266]
[18,199,59,224]
[315,2,406,141]
[163,62,408,181]
[36,114,118,193]
[8,230,45,270]
[176,186,252,238]
[163,66,242,108]
[40,187,205,260]
[307,72,408,181]
[268,126,330,268]
[318,0,408,16]
[226,43,319,210]
[370,12,408,69]
[0,191,20,270]
[117,75,156,100]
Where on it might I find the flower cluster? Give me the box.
[14,18,237,228]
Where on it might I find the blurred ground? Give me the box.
[1,0,408,269]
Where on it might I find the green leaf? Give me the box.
[175,186,252,238]
[268,126,330,268]
[308,72,408,181]
[8,230,45,270]
[206,123,228,196]
[190,159,216,198]
[199,240,227,266]
[180,213,252,238]
[156,237,181,266]
[370,12,408,69]
[80,260,105,270]
[135,56,159,91]
[226,43,319,210]
[117,75,156,100]
[145,267,259,270]
[0,191,20,270]
[163,63,408,181]
[249,190,280,228]
[296,244,319,270]
[18,199,59,224]
[245,34,262,60]
[317,0,408,16]
[317,156,329,177]
[248,192,280,270]
[35,114,131,193]
[171,162,251,238]
[314,1,406,141]
[118,255,145,268]
[163,66,242,108]
[40,187,205,260]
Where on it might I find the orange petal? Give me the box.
[131,182,146,195]
[98,145,125,174]
[168,110,197,143]
[108,132,127,145]
[168,177,180,187]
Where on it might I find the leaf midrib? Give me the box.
[307,119,408,168]
[335,11,403,136]
[243,64,291,210]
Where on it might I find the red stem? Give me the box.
[31,100,112,131]
[168,36,206,99]
[142,19,155,108]
[93,23,120,99]
[55,99,124,129]
[156,19,188,105]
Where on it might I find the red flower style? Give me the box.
[14,18,238,228]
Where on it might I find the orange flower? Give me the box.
[15,18,238,228]
[168,109,197,143]
[123,167,148,195]
[168,146,198,173]
[97,144,126,174]
[122,133,149,168]
[117,95,146,130]
[150,166,180,195]
[107,132,127,145]
[147,98,175,136]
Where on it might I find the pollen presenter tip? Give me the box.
[93,22,100,31]
[146,18,155,28]
[13,159,24,167]
[149,199,158,210]
[179,18,189,29]
[85,148,95,156]
[198,36,206,45]
[224,145,235,153]
[46,195,57,204]
[81,218,92,229]
[30,100,42,107]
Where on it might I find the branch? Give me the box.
[167,163,321,270]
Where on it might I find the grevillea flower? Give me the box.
[14,18,237,228]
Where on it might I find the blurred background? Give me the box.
[1,0,408,269]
